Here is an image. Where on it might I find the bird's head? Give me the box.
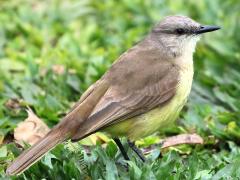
[151,15,220,57]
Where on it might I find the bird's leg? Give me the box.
[113,138,130,161]
[127,140,145,162]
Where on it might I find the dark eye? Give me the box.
[175,28,185,35]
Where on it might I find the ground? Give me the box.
[0,0,240,179]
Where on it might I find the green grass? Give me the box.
[0,0,240,179]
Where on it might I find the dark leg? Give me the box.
[114,138,130,161]
[128,140,145,162]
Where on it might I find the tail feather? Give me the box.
[6,81,109,176]
[6,128,67,176]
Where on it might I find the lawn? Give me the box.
[0,0,240,179]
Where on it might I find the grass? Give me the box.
[0,0,240,179]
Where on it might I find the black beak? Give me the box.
[195,25,221,34]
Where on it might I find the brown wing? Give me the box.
[71,41,179,141]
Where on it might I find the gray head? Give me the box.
[151,15,220,57]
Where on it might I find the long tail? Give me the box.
[6,81,108,176]
[6,127,67,175]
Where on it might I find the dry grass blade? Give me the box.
[161,133,203,149]
[142,133,204,155]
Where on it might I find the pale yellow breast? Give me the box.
[104,56,194,140]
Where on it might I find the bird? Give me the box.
[6,15,220,175]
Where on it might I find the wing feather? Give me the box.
[71,62,179,141]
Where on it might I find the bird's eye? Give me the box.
[175,28,185,35]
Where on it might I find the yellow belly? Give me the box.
[103,64,194,140]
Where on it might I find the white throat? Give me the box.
[175,36,200,70]
[159,35,200,58]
